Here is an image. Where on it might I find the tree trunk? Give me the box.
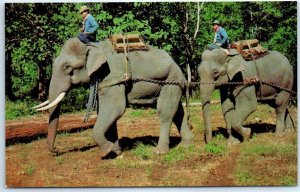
[37,61,47,101]
[6,114,96,141]
[5,50,14,99]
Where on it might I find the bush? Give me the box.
[6,86,90,120]
[61,87,90,113]
[5,98,38,120]
[132,143,153,160]
[205,142,227,155]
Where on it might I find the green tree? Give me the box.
[5,2,297,110]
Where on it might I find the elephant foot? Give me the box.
[188,122,194,130]
[205,133,213,144]
[112,142,122,156]
[100,140,122,158]
[178,139,194,148]
[240,127,251,141]
[154,145,169,155]
[227,135,241,146]
[49,146,65,156]
[99,141,115,157]
[284,128,295,134]
[275,131,285,138]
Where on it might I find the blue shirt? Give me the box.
[84,14,99,34]
[214,27,229,47]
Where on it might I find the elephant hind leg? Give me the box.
[275,91,291,134]
[173,102,193,147]
[155,85,181,154]
[285,109,296,133]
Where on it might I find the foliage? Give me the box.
[235,132,297,186]
[60,87,90,113]
[163,147,186,163]
[5,2,297,112]
[242,142,296,157]
[132,143,153,160]
[205,142,226,155]
[25,163,36,175]
[205,133,227,155]
[163,145,197,163]
[236,170,256,185]
[5,98,38,120]
[281,175,296,186]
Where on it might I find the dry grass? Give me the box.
[5,103,297,187]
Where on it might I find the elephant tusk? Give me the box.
[36,92,66,111]
[31,100,49,109]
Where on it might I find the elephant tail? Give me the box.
[185,64,191,123]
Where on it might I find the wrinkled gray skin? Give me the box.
[46,38,193,157]
[198,49,294,143]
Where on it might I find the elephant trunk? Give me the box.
[200,79,215,143]
[46,78,68,153]
[47,104,61,152]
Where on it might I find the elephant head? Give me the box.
[198,49,245,143]
[33,38,112,153]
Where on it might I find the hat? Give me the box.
[212,19,220,25]
[80,5,89,13]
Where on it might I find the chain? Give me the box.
[82,75,296,123]
[132,77,246,87]
[259,80,297,96]
[132,77,186,88]
[131,77,296,96]
[84,74,99,123]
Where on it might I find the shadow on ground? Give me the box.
[6,123,276,158]
[50,135,181,159]
[119,135,181,150]
[213,123,276,141]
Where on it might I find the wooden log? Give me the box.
[6,114,96,140]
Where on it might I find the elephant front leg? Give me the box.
[93,118,123,158]
[230,87,257,142]
[220,90,240,145]
[93,86,126,157]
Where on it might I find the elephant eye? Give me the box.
[64,64,73,74]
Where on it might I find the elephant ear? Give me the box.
[227,55,245,80]
[86,40,112,76]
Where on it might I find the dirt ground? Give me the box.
[5,105,298,187]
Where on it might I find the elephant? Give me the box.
[34,37,193,157]
[198,48,294,143]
